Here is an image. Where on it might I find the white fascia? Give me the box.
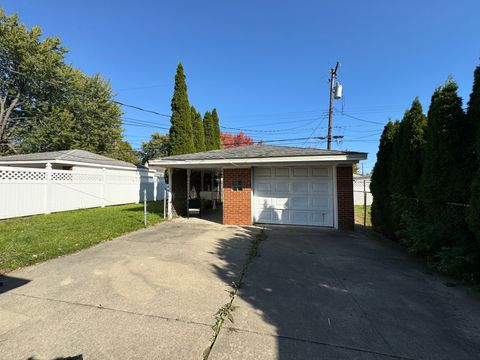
[149,154,367,169]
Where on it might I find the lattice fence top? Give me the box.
[0,168,47,181]
[0,166,148,183]
[51,172,74,181]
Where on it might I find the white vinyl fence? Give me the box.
[353,177,372,206]
[0,166,166,219]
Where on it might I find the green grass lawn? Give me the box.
[0,202,165,273]
[355,205,372,227]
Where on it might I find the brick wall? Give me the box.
[223,168,252,225]
[336,165,354,230]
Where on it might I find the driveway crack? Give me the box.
[203,227,266,359]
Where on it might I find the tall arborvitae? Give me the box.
[203,111,216,150]
[390,98,427,197]
[191,106,206,152]
[418,79,474,219]
[388,98,427,233]
[169,63,195,155]
[370,120,400,233]
[468,65,480,239]
[211,108,221,149]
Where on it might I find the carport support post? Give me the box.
[211,170,216,210]
[200,170,204,209]
[186,169,191,219]
[167,168,173,219]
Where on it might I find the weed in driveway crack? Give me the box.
[203,228,266,359]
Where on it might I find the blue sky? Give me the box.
[3,1,479,172]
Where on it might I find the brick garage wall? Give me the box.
[223,168,252,225]
[337,165,354,230]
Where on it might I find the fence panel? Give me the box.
[353,178,372,205]
[0,166,166,220]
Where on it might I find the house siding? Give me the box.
[336,165,355,230]
[223,168,252,225]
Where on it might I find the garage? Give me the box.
[150,144,367,230]
[253,166,334,227]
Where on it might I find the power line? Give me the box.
[335,109,386,125]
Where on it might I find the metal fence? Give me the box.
[0,165,166,219]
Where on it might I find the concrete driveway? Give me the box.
[0,219,256,359]
[1,221,480,359]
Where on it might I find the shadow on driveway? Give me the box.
[0,274,30,293]
[210,225,480,360]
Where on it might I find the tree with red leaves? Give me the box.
[221,131,255,148]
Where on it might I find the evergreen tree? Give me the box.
[387,98,428,233]
[468,65,480,239]
[191,106,206,152]
[418,79,475,218]
[211,108,221,149]
[370,120,400,233]
[390,98,427,198]
[169,63,195,155]
[203,111,216,150]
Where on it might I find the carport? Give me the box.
[149,144,367,230]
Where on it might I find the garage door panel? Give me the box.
[255,182,271,191]
[274,168,290,177]
[274,182,289,192]
[311,197,330,210]
[311,212,332,226]
[255,197,272,207]
[253,166,334,227]
[312,167,329,177]
[256,168,272,177]
[257,209,282,223]
[292,182,309,193]
[293,167,309,177]
[291,211,309,224]
[312,182,330,193]
[291,197,309,208]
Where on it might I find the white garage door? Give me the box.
[253,166,334,227]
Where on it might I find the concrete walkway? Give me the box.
[1,221,480,359]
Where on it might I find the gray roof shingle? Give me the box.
[0,149,137,168]
[158,144,366,161]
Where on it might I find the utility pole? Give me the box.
[327,61,340,150]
